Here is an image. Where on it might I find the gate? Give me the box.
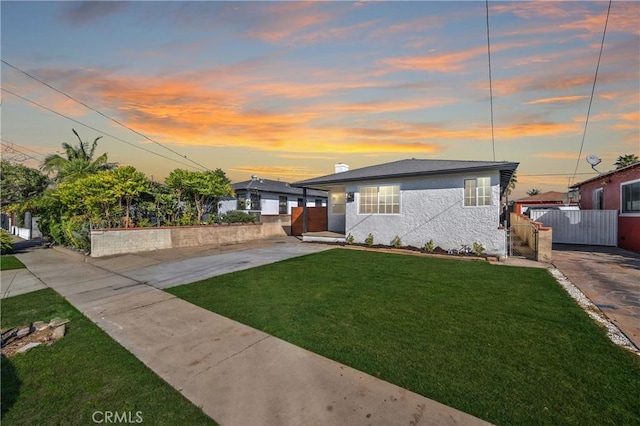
[508,223,538,259]
[529,210,617,246]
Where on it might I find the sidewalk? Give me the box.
[10,241,489,426]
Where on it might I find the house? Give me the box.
[513,191,579,215]
[219,175,327,217]
[293,159,519,257]
[569,162,640,253]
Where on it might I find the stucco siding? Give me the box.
[344,172,506,255]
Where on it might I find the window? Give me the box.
[358,185,400,214]
[593,188,604,210]
[464,177,491,207]
[237,193,260,210]
[297,198,304,207]
[279,196,288,214]
[622,180,640,214]
[331,192,345,214]
[315,198,323,207]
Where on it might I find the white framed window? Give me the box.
[464,177,491,207]
[621,179,640,214]
[593,188,604,210]
[358,185,400,214]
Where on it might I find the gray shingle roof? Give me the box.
[292,159,519,196]
[233,178,327,198]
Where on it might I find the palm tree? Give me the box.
[42,129,115,182]
[614,154,639,169]
[526,188,541,196]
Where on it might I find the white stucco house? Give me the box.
[292,159,519,257]
[219,176,327,216]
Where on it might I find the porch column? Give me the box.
[302,187,308,233]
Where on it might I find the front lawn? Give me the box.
[168,249,640,425]
[1,289,216,425]
[0,256,26,270]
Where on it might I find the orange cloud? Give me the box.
[381,42,526,74]
[231,165,318,180]
[525,95,588,105]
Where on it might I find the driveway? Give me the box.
[552,244,640,350]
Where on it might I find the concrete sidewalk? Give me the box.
[10,241,489,426]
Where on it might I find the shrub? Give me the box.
[346,233,355,245]
[473,242,486,256]
[220,210,257,224]
[1,229,13,255]
[365,233,374,246]
[423,239,435,252]
[391,235,402,248]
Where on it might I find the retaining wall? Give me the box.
[90,222,288,257]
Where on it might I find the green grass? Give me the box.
[0,256,26,271]
[1,289,216,425]
[168,249,640,425]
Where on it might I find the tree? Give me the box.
[42,129,115,182]
[614,154,639,169]
[526,188,541,196]
[166,168,233,223]
[505,171,517,198]
[111,166,149,227]
[0,161,49,207]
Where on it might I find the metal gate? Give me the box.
[529,210,617,246]
[508,223,538,259]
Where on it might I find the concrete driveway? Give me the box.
[552,244,640,350]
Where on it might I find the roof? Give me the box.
[232,178,327,198]
[293,159,519,196]
[514,191,570,203]
[570,162,640,188]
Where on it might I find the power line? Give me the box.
[1,59,211,172]
[0,138,47,160]
[571,0,612,184]
[1,87,204,171]
[485,0,496,161]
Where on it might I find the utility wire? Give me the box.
[1,59,211,172]
[0,138,47,160]
[485,0,496,161]
[1,88,204,171]
[570,0,612,184]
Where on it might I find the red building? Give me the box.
[512,191,578,215]
[570,163,640,253]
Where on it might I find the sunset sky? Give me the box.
[1,1,638,198]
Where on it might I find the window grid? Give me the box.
[464,178,491,207]
[359,185,400,214]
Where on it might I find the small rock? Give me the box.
[17,342,41,354]
[32,321,49,331]
[16,327,31,339]
[48,317,70,328]
[51,325,66,340]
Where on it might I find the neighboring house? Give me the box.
[513,191,579,215]
[219,175,327,216]
[569,162,640,253]
[293,159,519,257]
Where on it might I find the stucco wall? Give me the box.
[90,222,287,257]
[343,172,507,256]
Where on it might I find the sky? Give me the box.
[1,1,638,199]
